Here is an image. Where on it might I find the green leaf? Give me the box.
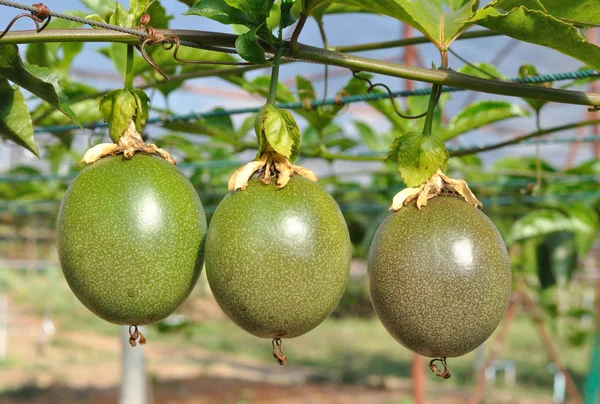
[536,231,577,289]
[129,0,151,22]
[0,79,37,156]
[132,89,150,131]
[185,0,254,26]
[99,89,138,142]
[236,0,276,25]
[25,14,87,73]
[458,62,506,80]
[109,2,136,27]
[506,209,594,245]
[280,0,297,30]
[472,4,600,72]
[355,121,385,152]
[0,45,79,125]
[442,100,530,140]
[235,26,268,64]
[81,0,117,18]
[242,76,294,102]
[518,64,550,112]
[329,0,479,49]
[387,132,449,187]
[255,104,301,161]
[494,0,600,27]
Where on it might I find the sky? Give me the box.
[0,0,597,174]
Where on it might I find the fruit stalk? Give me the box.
[422,51,448,136]
[125,45,134,92]
[267,47,286,105]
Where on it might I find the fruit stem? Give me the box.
[267,47,286,105]
[422,50,448,136]
[125,44,134,91]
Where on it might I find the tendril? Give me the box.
[272,338,287,365]
[0,3,51,40]
[351,70,428,120]
[128,325,147,347]
[429,357,451,379]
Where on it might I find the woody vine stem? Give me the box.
[2,29,600,107]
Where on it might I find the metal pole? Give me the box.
[119,325,148,404]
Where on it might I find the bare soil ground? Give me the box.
[0,300,552,404]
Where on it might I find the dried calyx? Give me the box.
[80,121,175,165]
[389,169,482,211]
[228,150,317,192]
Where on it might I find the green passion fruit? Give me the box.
[368,196,511,360]
[57,154,207,326]
[205,176,351,340]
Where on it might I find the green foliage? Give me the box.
[99,89,149,142]
[472,2,600,71]
[0,45,79,129]
[387,132,449,187]
[186,0,288,62]
[235,26,269,65]
[0,79,36,156]
[442,100,530,141]
[255,104,301,161]
[330,0,479,50]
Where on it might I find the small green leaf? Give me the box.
[255,104,301,161]
[242,76,294,102]
[387,132,449,187]
[129,0,151,22]
[330,0,479,49]
[109,2,136,27]
[280,0,297,30]
[185,0,254,26]
[0,45,79,125]
[494,0,600,27]
[355,121,384,152]
[472,4,600,72]
[99,89,138,142]
[132,89,150,131]
[442,101,530,140]
[81,0,117,19]
[507,209,594,245]
[518,64,551,112]
[235,27,268,64]
[0,79,37,156]
[237,0,276,25]
[458,62,506,80]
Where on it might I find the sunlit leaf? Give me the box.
[472,4,600,71]
[0,45,78,125]
[442,101,530,140]
[387,132,449,187]
[329,0,479,49]
[0,79,37,156]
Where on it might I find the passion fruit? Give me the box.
[368,196,511,358]
[205,176,351,339]
[57,154,207,326]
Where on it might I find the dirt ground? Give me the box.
[0,300,553,404]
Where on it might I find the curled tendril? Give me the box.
[0,3,51,40]
[272,338,287,365]
[351,70,429,120]
[136,11,255,80]
[429,357,451,379]
[128,325,147,347]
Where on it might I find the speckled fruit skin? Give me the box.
[57,154,207,326]
[368,196,511,358]
[205,176,351,339]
